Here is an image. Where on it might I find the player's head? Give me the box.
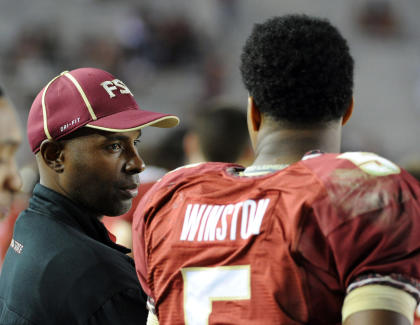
[0,88,22,219]
[240,14,354,127]
[28,67,179,216]
[184,104,251,163]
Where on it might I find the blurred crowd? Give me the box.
[2,4,228,112]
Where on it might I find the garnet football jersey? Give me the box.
[132,152,420,324]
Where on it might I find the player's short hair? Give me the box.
[193,104,249,163]
[240,14,354,125]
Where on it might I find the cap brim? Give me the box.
[85,109,179,132]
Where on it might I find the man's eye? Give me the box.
[134,139,141,147]
[109,143,122,151]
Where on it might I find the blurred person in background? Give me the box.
[0,67,179,325]
[132,14,420,324]
[0,87,23,270]
[183,102,253,166]
[0,87,21,221]
[0,162,37,269]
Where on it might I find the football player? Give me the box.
[133,14,420,325]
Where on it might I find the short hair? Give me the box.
[240,14,354,125]
[193,105,249,163]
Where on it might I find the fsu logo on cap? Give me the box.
[101,79,133,98]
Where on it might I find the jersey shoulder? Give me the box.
[301,151,406,182]
[300,152,420,234]
[134,162,243,219]
[152,162,242,191]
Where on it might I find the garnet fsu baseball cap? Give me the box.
[27,67,179,153]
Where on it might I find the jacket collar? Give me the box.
[29,183,130,254]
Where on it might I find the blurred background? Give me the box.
[0,0,420,168]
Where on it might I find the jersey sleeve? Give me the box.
[132,181,160,298]
[325,191,420,298]
[306,154,420,300]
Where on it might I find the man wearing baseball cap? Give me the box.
[0,67,179,324]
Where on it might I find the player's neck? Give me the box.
[251,124,342,166]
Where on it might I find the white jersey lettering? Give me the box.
[216,204,233,240]
[180,204,207,241]
[204,206,224,241]
[230,202,243,240]
[241,200,257,239]
[197,205,213,241]
[180,199,270,242]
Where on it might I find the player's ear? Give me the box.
[248,96,261,131]
[39,139,65,173]
[342,97,354,125]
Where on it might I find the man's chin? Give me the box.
[102,201,132,217]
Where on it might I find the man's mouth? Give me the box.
[118,185,139,199]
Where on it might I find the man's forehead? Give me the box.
[101,129,142,140]
[62,127,142,142]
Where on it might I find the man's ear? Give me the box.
[248,96,262,131]
[39,140,65,173]
[342,97,354,126]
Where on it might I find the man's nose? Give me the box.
[125,148,145,174]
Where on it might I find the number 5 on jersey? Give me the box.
[181,265,251,325]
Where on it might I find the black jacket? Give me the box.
[0,184,147,325]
